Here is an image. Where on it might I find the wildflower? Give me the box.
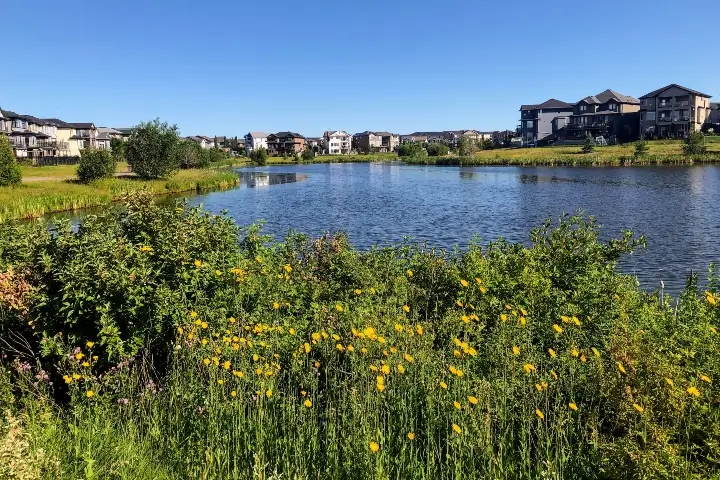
[453,400,461,409]
[82,361,89,367]
[201,338,208,346]
[178,327,184,335]
[390,347,398,354]
[63,375,72,384]
[468,396,478,405]
[512,346,520,356]
[571,348,579,357]
[706,291,716,306]
[523,363,536,374]
[336,304,343,312]
[665,377,674,387]
[190,311,198,319]
[231,391,237,397]
[452,424,462,434]
[232,370,243,378]
[460,279,469,288]
[86,341,94,348]
[369,287,376,294]
[253,354,259,362]
[75,352,84,360]
[347,345,355,352]
[304,399,312,408]
[397,364,405,374]
[454,350,462,358]
[201,322,208,329]
[369,441,380,452]
[500,314,508,322]
[381,364,391,375]
[223,361,231,370]
[561,315,569,323]
[407,432,415,440]
[457,300,464,307]
[633,403,644,414]
[86,390,94,398]
[266,390,273,398]
[406,270,413,277]
[553,324,563,334]
[403,305,410,313]
[535,383,543,391]
[617,362,627,375]
[377,383,386,392]
[336,343,344,351]
[217,379,224,385]
[284,264,292,273]
[332,334,340,341]
[215,269,222,276]
[140,245,153,253]
[416,325,424,335]
[710,326,717,334]
[314,361,320,368]
[404,353,414,363]
[194,260,202,267]
[700,375,712,383]
[288,328,296,335]
[440,381,448,389]
[354,289,362,295]
[687,386,701,397]
[466,347,477,357]
[548,348,557,358]
[550,370,558,380]
[273,302,280,310]
[591,347,601,357]
[572,316,581,326]
[361,348,368,354]
[535,409,545,420]
[519,317,527,326]
[580,355,587,363]
[461,315,470,323]
[569,402,578,411]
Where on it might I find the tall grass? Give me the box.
[1,198,719,479]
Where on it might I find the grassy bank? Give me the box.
[1,196,719,479]
[0,168,239,221]
[405,141,720,167]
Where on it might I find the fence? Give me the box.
[31,156,81,166]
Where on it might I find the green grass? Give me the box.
[0,168,239,221]
[1,201,719,479]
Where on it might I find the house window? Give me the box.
[580,105,587,112]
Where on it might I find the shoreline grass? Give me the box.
[0,168,239,221]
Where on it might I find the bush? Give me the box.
[178,140,209,169]
[76,149,117,183]
[110,137,126,163]
[426,143,449,157]
[249,147,268,166]
[125,119,181,179]
[0,135,21,187]
[398,142,424,157]
[683,131,708,155]
[582,133,595,153]
[634,139,649,158]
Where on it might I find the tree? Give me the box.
[125,119,181,179]
[178,139,207,169]
[582,133,595,153]
[426,143,449,157]
[110,137,126,163]
[77,148,116,183]
[481,139,493,150]
[633,139,649,158]
[301,146,315,162]
[397,142,424,157]
[0,135,21,186]
[458,137,477,157]
[683,131,707,155]
[249,147,268,166]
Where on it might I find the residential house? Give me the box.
[518,99,574,145]
[96,127,124,150]
[305,137,323,153]
[564,89,640,142]
[707,103,719,126]
[400,134,429,144]
[323,130,352,155]
[67,123,98,154]
[639,84,713,138]
[0,109,73,158]
[186,135,214,149]
[267,132,306,156]
[245,132,270,153]
[115,128,133,140]
[353,131,399,152]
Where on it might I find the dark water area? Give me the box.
[45,163,720,294]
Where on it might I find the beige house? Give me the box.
[323,130,351,154]
[352,131,400,153]
[639,84,712,138]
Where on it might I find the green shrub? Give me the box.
[126,119,181,179]
[634,139,649,158]
[0,135,21,187]
[683,131,708,155]
[76,148,117,183]
[582,133,595,153]
[426,143,449,156]
[249,147,268,165]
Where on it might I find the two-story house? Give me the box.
[706,103,719,127]
[323,131,352,155]
[565,89,640,141]
[639,84,712,138]
[67,123,98,154]
[518,99,574,146]
[352,131,400,153]
[245,132,270,153]
[96,127,124,150]
[267,132,306,156]
[400,134,429,144]
[186,136,214,149]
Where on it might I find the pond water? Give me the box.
[54,163,720,293]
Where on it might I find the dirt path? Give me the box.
[23,172,135,183]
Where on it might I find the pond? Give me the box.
[56,163,720,294]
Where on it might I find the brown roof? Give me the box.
[520,98,573,110]
[578,89,639,105]
[639,84,711,99]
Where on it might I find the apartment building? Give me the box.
[352,131,399,152]
[0,109,74,157]
[244,132,270,152]
[518,99,574,145]
[267,132,305,156]
[639,84,712,138]
[706,102,719,126]
[323,130,352,154]
[564,89,640,141]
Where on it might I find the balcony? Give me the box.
[37,140,70,149]
[658,117,673,123]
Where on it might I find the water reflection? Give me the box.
[238,172,306,188]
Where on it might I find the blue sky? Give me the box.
[3,0,718,137]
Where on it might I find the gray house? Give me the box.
[709,103,719,126]
[518,99,574,146]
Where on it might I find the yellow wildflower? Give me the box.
[687,386,701,397]
[571,348,579,358]
[347,345,355,352]
[535,409,545,420]
[336,343,344,351]
[215,269,222,276]
[617,362,627,375]
[550,370,558,380]
[460,279,469,287]
[553,324,563,334]
[461,315,470,323]
[406,270,413,277]
[335,304,343,312]
[86,390,94,398]
[304,399,312,408]
[591,347,600,357]
[440,381,448,389]
[273,302,280,310]
[381,364,391,375]
[633,403,644,413]
[523,363,536,374]
[404,353,414,363]
[500,314,508,322]
[203,358,210,366]
[452,423,462,434]
[266,390,273,398]
[194,260,202,267]
[453,401,461,409]
[512,346,520,356]
[75,352,84,360]
[700,375,712,383]
[284,264,292,273]
[369,441,380,452]
[201,322,208,329]
[665,377,674,387]
[403,305,410,313]
[217,379,224,385]
[416,325,424,335]
[177,327,184,335]
[190,311,198,318]
[468,396,478,405]
[397,364,405,374]
[519,317,527,326]
[548,348,557,358]
[231,391,237,397]
[407,432,415,440]
[82,361,89,367]
[572,316,581,326]
[222,361,231,370]
[457,300,464,307]
[569,402,578,411]
[454,350,462,358]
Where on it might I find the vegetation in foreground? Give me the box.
[1,195,719,479]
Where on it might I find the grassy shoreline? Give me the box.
[0,168,239,221]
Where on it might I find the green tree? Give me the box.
[683,131,707,155]
[125,119,181,179]
[0,135,21,186]
[178,140,208,169]
[426,143,449,157]
[482,139,493,150]
[249,147,268,166]
[110,137,126,163]
[582,133,595,153]
[634,139,649,158]
[77,148,117,183]
[301,146,315,162]
[457,137,477,156]
[397,142,424,157]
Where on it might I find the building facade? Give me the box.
[564,89,640,141]
[323,130,352,154]
[639,84,712,138]
[244,132,269,153]
[353,131,399,152]
[518,99,574,145]
[267,132,305,156]
[707,103,719,126]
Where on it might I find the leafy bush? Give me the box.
[177,139,208,169]
[397,142,424,157]
[110,137,126,163]
[634,139,649,158]
[683,131,708,155]
[301,146,315,162]
[125,119,181,179]
[1,199,719,478]
[249,147,268,165]
[76,149,117,183]
[426,143,449,157]
[0,135,21,187]
[582,133,595,153]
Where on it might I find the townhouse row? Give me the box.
[0,108,132,158]
[518,84,717,146]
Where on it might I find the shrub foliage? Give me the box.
[125,119,181,179]
[0,135,21,186]
[76,148,117,183]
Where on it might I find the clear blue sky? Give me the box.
[4,0,718,137]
